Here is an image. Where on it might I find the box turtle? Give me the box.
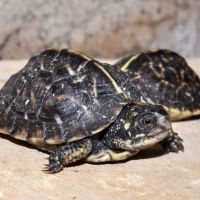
[114,49,200,121]
[0,49,183,173]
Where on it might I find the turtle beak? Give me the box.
[147,115,171,139]
[158,116,171,129]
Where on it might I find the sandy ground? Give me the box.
[0,59,199,200]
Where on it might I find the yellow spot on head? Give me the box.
[124,121,131,130]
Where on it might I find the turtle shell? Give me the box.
[0,49,128,148]
[114,49,200,120]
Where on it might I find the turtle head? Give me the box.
[103,104,171,151]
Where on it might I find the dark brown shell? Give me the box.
[0,49,127,148]
[114,49,200,120]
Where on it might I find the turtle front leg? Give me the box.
[44,138,92,173]
[160,130,184,153]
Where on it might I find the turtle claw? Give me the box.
[42,163,64,174]
[42,166,53,174]
[161,132,184,153]
[42,151,64,174]
[42,167,61,174]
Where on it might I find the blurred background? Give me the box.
[0,0,199,59]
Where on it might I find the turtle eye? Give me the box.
[143,117,152,126]
[137,113,156,130]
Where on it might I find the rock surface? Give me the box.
[1,0,200,59]
[0,59,199,200]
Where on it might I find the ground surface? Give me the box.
[0,59,199,200]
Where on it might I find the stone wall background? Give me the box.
[0,0,200,59]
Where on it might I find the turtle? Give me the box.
[0,49,183,173]
[114,49,200,121]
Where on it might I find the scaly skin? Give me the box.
[44,138,92,173]
[45,131,184,173]
[44,104,184,173]
[160,131,184,153]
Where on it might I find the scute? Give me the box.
[0,49,127,148]
[40,60,126,143]
[114,49,200,120]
